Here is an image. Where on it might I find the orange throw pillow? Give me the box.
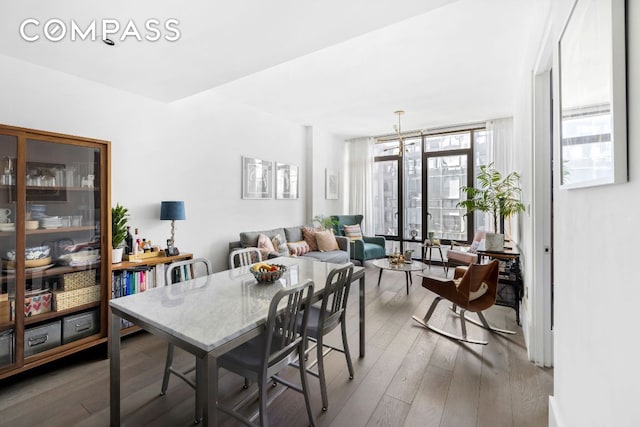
[315,230,339,252]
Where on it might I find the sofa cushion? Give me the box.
[284,226,304,243]
[240,228,287,248]
[302,250,349,264]
[363,242,386,260]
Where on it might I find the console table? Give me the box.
[476,248,522,325]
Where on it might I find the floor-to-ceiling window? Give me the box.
[373,126,488,256]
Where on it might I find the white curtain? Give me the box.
[347,137,374,234]
[487,117,514,175]
[486,117,515,237]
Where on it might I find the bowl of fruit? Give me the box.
[250,263,287,284]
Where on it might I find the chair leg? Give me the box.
[413,297,488,345]
[341,316,354,380]
[258,378,268,427]
[449,307,517,335]
[459,308,468,340]
[316,334,329,411]
[160,343,174,395]
[411,296,442,328]
[298,345,316,427]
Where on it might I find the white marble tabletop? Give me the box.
[109,257,351,353]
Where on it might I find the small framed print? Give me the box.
[275,163,298,199]
[242,156,273,199]
[325,169,338,200]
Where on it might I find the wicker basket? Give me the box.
[53,285,101,311]
[63,270,96,291]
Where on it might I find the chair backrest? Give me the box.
[319,263,354,328]
[166,257,213,286]
[331,215,364,236]
[229,247,262,269]
[456,259,499,303]
[264,280,315,368]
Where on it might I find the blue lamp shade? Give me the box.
[160,201,186,221]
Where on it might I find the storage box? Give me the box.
[62,310,99,344]
[63,269,97,291]
[53,285,101,311]
[124,251,162,261]
[24,291,52,317]
[0,330,14,367]
[24,321,61,357]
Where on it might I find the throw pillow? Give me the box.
[287,240,311,256]
[271,234,288,255]
[467,239,480,254]
[257,233,275,258]
[343,224,363,241]
[301,226,321,251]
[315,229,339,252]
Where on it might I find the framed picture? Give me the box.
[242,156,273,199]
[325,168,339,200]
[275,163,298,199]
[558,0,627,189]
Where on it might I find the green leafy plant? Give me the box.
[111,203,129,249]
[457,163,526,233]
[313,215,338,231]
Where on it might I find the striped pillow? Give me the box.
[343,224,363,241]
[287,240,310,256]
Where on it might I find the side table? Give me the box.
[476,248,522,325]
[421,243,448,274]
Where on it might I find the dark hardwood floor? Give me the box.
[0,263,553,427]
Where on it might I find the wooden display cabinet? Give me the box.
[0,124,110,380]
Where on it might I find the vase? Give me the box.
[112,247,124,264]
[485,233,504,251]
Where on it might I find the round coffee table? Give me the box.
[372,258,428,294]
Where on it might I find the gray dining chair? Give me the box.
[217,280,316,427]
[299,263,354,411]
[229,247,262,268]
[160,257,212,424]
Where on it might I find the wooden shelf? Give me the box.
[112,253,193,271]
[24,301,101,326]
[0,225,95,237]
[1,263,100,282]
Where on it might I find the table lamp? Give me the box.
[160,201,185,249]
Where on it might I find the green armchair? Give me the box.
[331,215,386,264]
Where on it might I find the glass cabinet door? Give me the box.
[0,134,17,369]
[25,138,102,312]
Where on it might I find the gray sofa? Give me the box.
[229,226,350,264]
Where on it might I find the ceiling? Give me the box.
[0,0,549,138]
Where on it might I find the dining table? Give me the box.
[109,256,366,426]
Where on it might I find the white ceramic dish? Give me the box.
[25,220,39,230]
[0,223,15,232]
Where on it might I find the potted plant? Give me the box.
[313,215,338,232]
[457,163,526,251]
[111,203,129,263]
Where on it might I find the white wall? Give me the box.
[518,1,640,425]
[309,126,346,217]
[0,54,343,271]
